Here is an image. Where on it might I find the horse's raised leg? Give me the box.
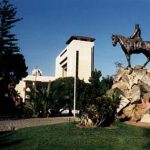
[125,54,131,67]
[143,57,150,67]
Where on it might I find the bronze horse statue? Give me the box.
[112,34,150,67]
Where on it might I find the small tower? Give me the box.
[32,66,42,76]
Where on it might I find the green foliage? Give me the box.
[88,69,114,101]
[50,77,89,115]
[88,69,102,99]
[76,80,91,111]
[0,0,27,115]
[28,82,51,117]
[22,103,34,118]
[99,75,114,95]
[84,91,120,127]
[79,69,117,127]
[0,0,27,84]
[50,77,74,111]
[89,69,102,88]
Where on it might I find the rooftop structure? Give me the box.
[66,35,95,44]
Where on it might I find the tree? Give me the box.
[28,82,51,117]
[50,77,89,116]
[76,79,91,113]
[50,77,74,116]
[88,69,102,100]
[0,0,27,115]
[88,70,114,99]
[99,75,114,96]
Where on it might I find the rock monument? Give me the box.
[112,24,150,122]
[112,67,150,121]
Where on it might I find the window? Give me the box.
[60,57,67,65]
[60,49,67,57]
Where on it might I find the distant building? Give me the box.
[55,35,95,82]
[15,68,55,102]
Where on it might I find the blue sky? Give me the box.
[11,0,150,77]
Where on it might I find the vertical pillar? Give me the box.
[73,51,79,117]
[91,46,94,72]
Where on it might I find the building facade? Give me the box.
[55,36,95,82]
[15,68,55,102]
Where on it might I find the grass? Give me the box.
[0,122,150,150]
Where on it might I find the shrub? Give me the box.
[80,91,120,127]
[22,104,34,118]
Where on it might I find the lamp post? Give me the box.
[73,51,79,118]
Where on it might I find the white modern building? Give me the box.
[55,35,95,82]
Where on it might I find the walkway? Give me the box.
[0,117,71,131]
[1,118,150,132]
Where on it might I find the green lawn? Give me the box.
[0,122,150,150]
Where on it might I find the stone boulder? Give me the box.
[141,114,150,123]
[112,67,150,121]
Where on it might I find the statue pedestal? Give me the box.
[141,114,150,123]
[113,67,150,121]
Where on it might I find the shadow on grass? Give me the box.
[0,131,24,149]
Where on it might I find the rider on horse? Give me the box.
[112,24,150,67]
[130,24,143,49]
[130,24,142,41]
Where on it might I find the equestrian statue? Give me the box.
[112,24,150,67]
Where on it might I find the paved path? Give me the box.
[0,117,71,131]
[125,121,150,129]
[1,118,150,132]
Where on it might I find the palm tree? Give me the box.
[28,81,51,117]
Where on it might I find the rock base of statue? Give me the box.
[112,66,150,122]
[141,114,150,123]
